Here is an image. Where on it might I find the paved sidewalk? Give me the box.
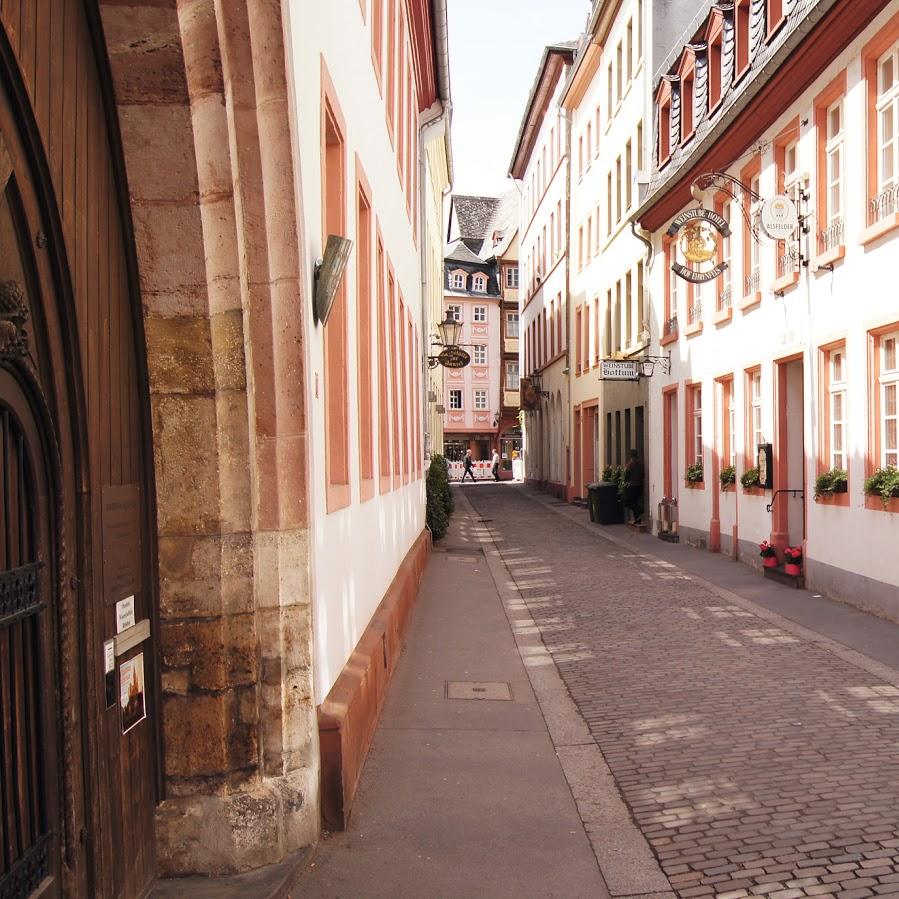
[464,484,899,899]
[292,490,614,898]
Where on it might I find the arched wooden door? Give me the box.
[0,4,160,897]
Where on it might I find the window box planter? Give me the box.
[864,466,899,509]
[719,465,736,490]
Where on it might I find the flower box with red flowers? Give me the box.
[783,546,803,576]
[759,540,777,568]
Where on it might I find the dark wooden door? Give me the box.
[0,368,59,898]
[0,2,160,895]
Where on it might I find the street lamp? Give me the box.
[428,311,470,369]
[436,311,462,348]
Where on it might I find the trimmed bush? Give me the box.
[426,454,453,540]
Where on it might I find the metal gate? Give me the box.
[0,395,53,898]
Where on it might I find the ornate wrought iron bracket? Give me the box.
[639,353,671,377]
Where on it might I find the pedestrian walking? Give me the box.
[624,448,644,524]
[491,448,500,482]
[461,449,476,483]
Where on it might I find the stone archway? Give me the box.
[98,0,317,875]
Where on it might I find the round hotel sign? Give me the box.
[760,195,799,240]
[666,207,731,284]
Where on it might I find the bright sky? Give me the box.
[447,0,590,197]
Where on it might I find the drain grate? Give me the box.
[446,681,513,701]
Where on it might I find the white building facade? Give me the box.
[635,0,899,620]
[511,44,577,498]
[563,0,651,503]
[287,0,450,827]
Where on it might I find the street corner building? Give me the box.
[0,0,451,896]
[442,191,521,477]
[633,0,899,618]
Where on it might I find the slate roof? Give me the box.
[445,240,487,266]
[451,195,502,242]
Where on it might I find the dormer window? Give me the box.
[472,274,487,293]
[735,0,751,80]
[679,51,696,142]
[657,79,673,165]
[706,11,724,111]
[451,271,465,290]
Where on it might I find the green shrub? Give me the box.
[740,467,760,489]
[601,464,626,496]
[685,462,703,483]
[719,465,736,487]
[814,468,847,499]
[426,454,452,539]
[863,466,899,508]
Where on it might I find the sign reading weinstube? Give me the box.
[600,360,640,380]
[666,207,731,284]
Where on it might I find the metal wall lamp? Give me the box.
[427,311,470,369]
[528,371,550,398]
[313,235,353,325]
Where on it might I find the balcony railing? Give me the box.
[664,312,678,337]
[718,284,732,311]
[745,266,760,295]
[819,218,844,254]
[870,184,899,225]
[777,246,799,280]
[688,300,702,325]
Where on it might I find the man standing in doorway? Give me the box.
[461,449,476,483]
[624,448,644,524]
[492,448,500,482]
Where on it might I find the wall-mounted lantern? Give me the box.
[428,311,470,369]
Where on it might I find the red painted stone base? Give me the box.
[317,530,431,831]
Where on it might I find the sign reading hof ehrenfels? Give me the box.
[666,207,731,283]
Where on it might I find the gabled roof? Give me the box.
[448,195,501,242]
[508,42,578,180]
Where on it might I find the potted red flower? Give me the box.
[759,540,777,568]
[783,546,803,576]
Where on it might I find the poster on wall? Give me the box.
[120,653,147,735]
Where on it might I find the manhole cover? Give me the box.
[446,681,512,701]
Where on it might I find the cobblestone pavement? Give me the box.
[463,484,899,899]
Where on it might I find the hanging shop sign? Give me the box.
[666,207,731,283]
[759,195,799,240]
[600,360,640,380]
[437,345,471,369]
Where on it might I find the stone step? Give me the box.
[763,564,804,589]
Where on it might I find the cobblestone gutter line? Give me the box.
[461,485,899,899]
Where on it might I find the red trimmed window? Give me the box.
[706,13,723,111]
[357,183,374,499]
[767,0,784,37]
[735,0,750,80]
[657,81,672,164]
[872,327,899,469]
[377,239,390,492]
[323,97,349,512]
[685,383,703,474]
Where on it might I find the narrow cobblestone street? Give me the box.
[464,484,899,899]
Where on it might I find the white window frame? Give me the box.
[473,344,487,365]
[451,272,465,290]
[692,386,703,466]
[829,347,847,471]
[472,274,487,293]
[473,305,487,322]
[505,266,519,288]
[506,312,519,338]
[446,304,462,322]
[505,360,520,390]
[881,331,899,468]
[825,98,844,227]
[877,43,899,195]
[727,386,736,468]
[449,389,463,410]
[750,370,763,453]
[474,389,488,410]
